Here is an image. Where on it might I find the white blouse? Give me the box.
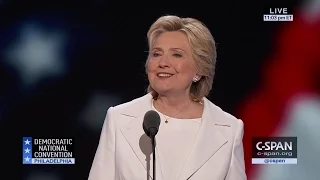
[152,103,201,180]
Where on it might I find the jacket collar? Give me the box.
[119,93,231,126]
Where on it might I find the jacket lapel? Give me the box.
[178,98,230,180]
[120,94,164,180]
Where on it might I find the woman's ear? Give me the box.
[193,74,202,82]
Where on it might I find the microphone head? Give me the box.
[143,110,161,137]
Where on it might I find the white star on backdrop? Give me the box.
[24,148,30,153]
[302,0,320,21]
[24,139,30,145]
[257,95,320,180]
[24,156,30,162]
[5,23,67,86]
[79,92,123,132]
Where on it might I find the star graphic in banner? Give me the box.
[24,139,30,145]
[24,156,30,162]
[24,148,30,153]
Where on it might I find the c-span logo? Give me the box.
[252,137,297,164]
[22,137,75,164]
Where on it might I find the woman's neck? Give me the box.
[153,94,200,118]
[156,94,192,109]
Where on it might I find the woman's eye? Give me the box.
[152,52,161,57]
[173,53,182,58]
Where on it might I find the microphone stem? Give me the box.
[151,136,156,180]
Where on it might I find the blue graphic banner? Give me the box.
[22,137,32,164]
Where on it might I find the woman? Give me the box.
[89,15,246,180]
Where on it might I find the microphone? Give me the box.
[143,110,161,137]
[143,110,161,180]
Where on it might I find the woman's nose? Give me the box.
[158,54,170,68]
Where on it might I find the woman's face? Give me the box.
[147,31,198,96]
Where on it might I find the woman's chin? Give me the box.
[153,87,172,94]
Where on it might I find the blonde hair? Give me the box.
[145,15,217,102]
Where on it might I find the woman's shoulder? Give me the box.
[205,99,244,141]
[108,93,152,116]
[205,98,244,127]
